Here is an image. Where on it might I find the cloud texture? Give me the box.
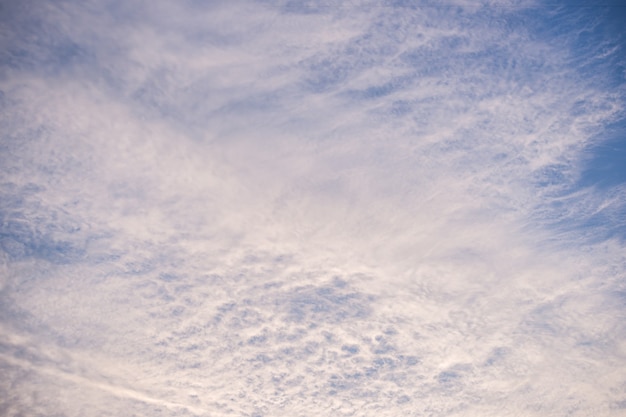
[1,1,626,416]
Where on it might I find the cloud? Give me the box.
[1,1,625,416]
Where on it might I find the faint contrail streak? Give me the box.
[0,351,212,415]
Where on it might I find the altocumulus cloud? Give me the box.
[1,0,625,416]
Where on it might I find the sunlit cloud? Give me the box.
[1,1,625,416]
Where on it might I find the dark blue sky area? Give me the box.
[575,3,626,189]
[580,124,626,188]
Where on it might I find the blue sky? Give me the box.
[1,1,626,416]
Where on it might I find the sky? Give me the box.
[1,1,626,416]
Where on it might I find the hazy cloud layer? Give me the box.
[1,1,625,416]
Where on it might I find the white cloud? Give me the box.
[1,1,625,416]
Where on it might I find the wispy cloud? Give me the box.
[1,1,625,416]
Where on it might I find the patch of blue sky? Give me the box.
[513,3,626,242]
[578,202,626,242]
[1,15,90,77]
[0,213,87,265]
[559,127,626,243]
[579,120,626,189]
[344,77,408,100]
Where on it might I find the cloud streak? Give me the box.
[1,1,625,416]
